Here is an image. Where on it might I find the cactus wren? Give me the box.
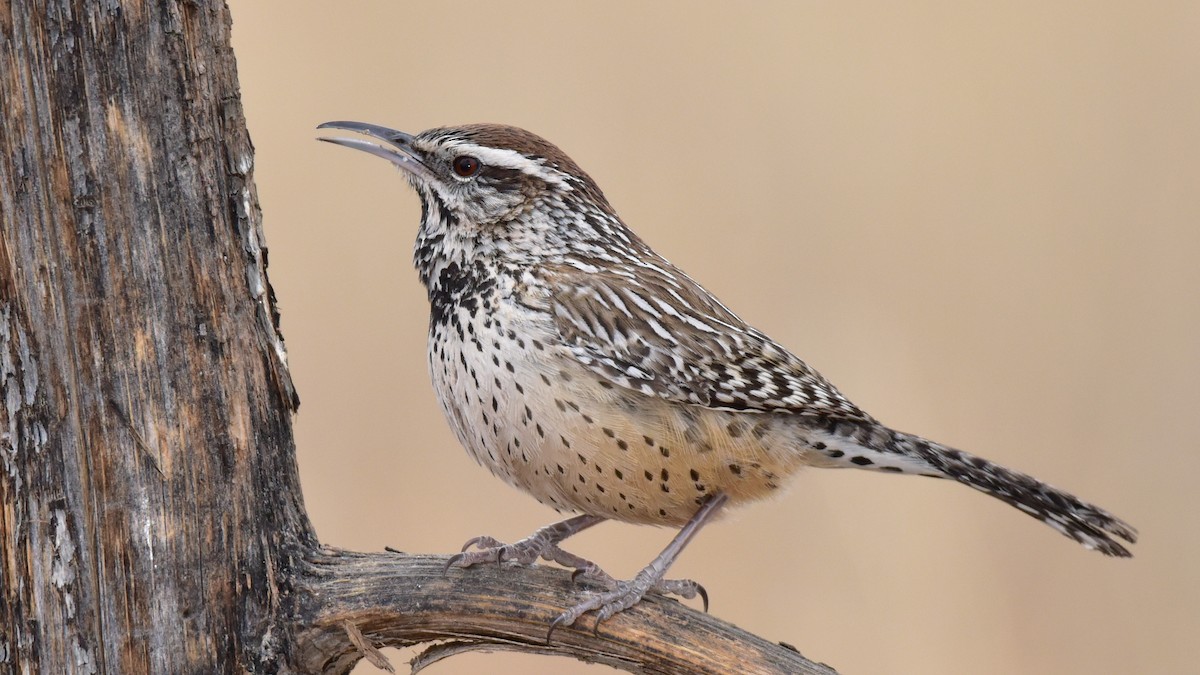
[317,121,1136,634]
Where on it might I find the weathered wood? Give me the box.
[0,1,310,671]
[0,2,836,673]
[294,551,836,675]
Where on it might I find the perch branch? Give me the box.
[291,550,837,675]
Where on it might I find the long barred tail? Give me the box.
[811,422,1138,557]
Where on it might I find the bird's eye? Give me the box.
[452,155,481,178]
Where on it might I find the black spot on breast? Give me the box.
[850,456,873,466]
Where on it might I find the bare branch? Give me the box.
[292,551,838,675]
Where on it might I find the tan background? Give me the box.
[227,2,1198,673]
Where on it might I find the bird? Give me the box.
[316,120,1137,637]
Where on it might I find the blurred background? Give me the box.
[226,2,1198,673]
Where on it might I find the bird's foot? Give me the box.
[445,514,604,571]
[440,507,720,644]
[546,493,729,642]
[568,564,708,611]
[548,565,706,642]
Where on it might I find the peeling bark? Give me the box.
[1,1,309,671]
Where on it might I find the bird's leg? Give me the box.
[447,514,605,569]
[446,513,710,612]
[548,492,728,642]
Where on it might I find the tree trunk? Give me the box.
[1,0,311,671]
[0,2,833,673]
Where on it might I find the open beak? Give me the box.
[316,121,434,181]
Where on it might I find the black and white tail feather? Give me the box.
[812,420,1137,557]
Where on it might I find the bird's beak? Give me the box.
[316,121,434,181]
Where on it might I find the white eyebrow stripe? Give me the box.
[446,143,569,187]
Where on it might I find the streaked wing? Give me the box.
[548,260,872,420]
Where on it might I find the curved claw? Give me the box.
[443,552,465,575]
[460,536,485,552]
[696,583,709,613]
[569,568,586,586]
[546,614,569,645]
